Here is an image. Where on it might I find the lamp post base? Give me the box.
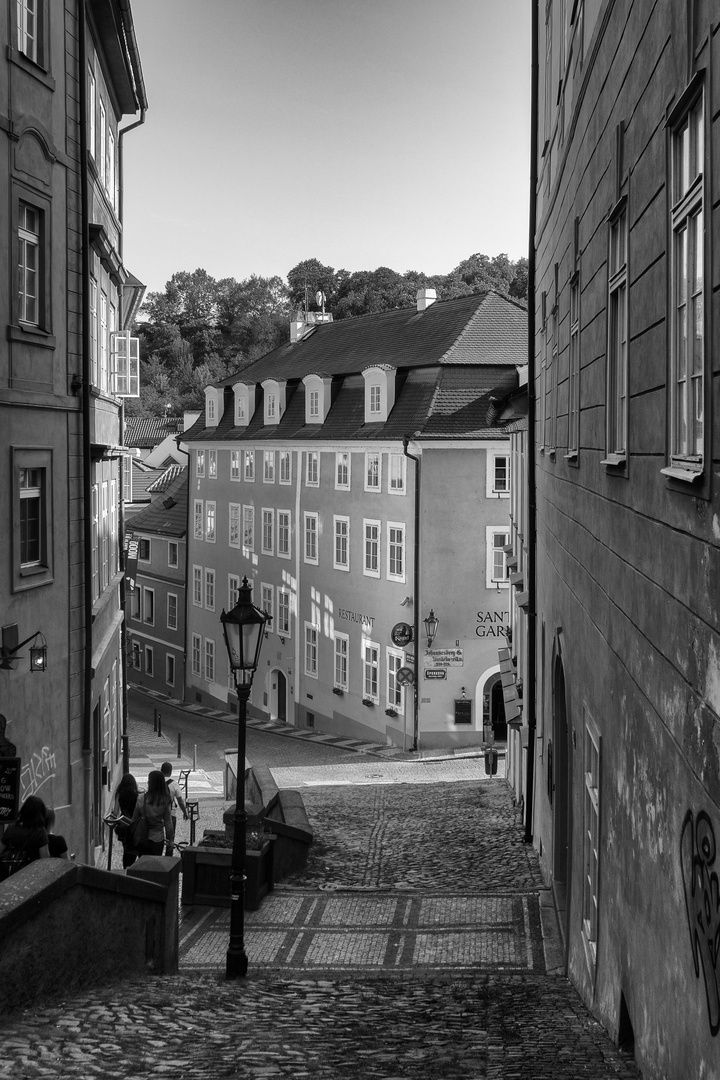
[226,946,248,979]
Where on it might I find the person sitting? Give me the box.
[44,808,69,859]
[131,770,173,857]
[0,795,50,880]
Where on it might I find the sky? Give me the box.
[122,0,531,296]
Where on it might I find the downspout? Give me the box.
[524,0,540,845]
[79,0,93,864]
[403,436,421,752]
[175,434,191,702]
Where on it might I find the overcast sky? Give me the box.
[122,0,531,295]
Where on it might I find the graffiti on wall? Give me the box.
[681,809,720,1036]
[20,746,57,801]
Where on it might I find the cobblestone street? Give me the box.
[0,712,642,1079]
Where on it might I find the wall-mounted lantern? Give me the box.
[1,625,48,673]
[423,610,439,649]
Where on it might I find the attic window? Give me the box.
[369,385,381,414]
[233,383,255,427]
[303,374,332,424]
[207,398,215,422]
[309,390,319,418]
[362,366,396,424]
[262,379,285,425]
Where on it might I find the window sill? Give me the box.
[600,453,626,467]
[661,464,703,483]
[563,451,578,460]
[7,323,56,350]
[6,46,55,90]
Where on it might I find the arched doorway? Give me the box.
[270,669,287,722]
[475,665,505,740]
[552,638,572,955]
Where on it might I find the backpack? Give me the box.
[128,802,149,854]
[0,842,31,882]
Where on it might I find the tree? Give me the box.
[286,259,337,312]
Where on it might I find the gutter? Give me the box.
[524,0,540,845]
[402,435,421,752]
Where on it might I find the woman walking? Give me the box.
[131,770,173,856]
[112,773,140,869]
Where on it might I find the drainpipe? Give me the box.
[403,435,421,752]
[524,0,540,845]
[175,434,191,701]
[79,0,94,864]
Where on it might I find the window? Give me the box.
[387,649,403,709]
[229,503,240,549]
[143,587,155,626]
[17,0,38,63]
[167,593,178,631]
[492,455,510,493]
[145,646,154,677]
[304,512,318,564]
[194,500,203,540]
[261,583,273,621]
[387,523,405,582]
[242,505,254,551]
[334,633,349,691]
[205,569,215,611]
[110,479,118,580]
[191,634,202,678]
[277,589,291,637]
[208,449,217,479]
[262,509,274,555]
[228,574,240,608]
[606,203,628,462]
[279,451,291,484]
[166,655,175,687]
[667,90,704,476]
[99,291,108,391]
[88,68,96,158]
[244,450,255,481]
[18,202,39,325]
[207,397,216,423]
[305,623,318,677]
[277,510,291,559]
[91,485,99,599]
[15,451,52,591]
[204,639,215,683]
[101,483,109,589]
[165,541,178,569]
[369,384,381,415]
[583,718,601,967]
[90,279,98,385]
[130,588,141,620]
[363,641,379,702]
[486,528,510,587]
[195,450,204,478]
[306,451,319,486]
[388,453,405,493]
[193,565,202,606]
[137,537,150,562]
[334,516,349,570]
[263,451,275,483]
[568,274,581,457]
[308,389,319,418]
[99,100,106,185]
[335,452,350,490]
[365,453,381,491]
[364,519,380,577]
[205,501,216,543]
[231,450,241,480]
[19,467,43,568]
[267,392,276,420]
[107,130,116,207]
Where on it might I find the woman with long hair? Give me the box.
[130,770,173,857]
[0,795,50,879]
[112,773,140,868]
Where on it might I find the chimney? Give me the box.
[417,288,437,312]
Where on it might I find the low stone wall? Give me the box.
[0,856,180,1014]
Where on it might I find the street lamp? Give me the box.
[220,576,272,979]
[423,609,439,649]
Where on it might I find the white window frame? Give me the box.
[568,274,580,458]
[204,568,215,611]
[261,583,273,623]
[334,632,349,691]
[487,451,510,497]
[305,622,319,678]
[279,450,291,484]
[365,452,381,492]
[192,565,203,607]
[242,505,255,552]
[196,450,205,478]
[263,450,275,483]
[231,450,241,481]
[333,515,350,571]
[277,510,291,560]
[306,451,319,487]
[204,638,215,683]
[244,449,255,482]
[167,593,178,631]
[205,501,216,543]
[208,449,217,479]
[18,201,39,326]
[363,519,380,578]
[191,633,202,678]
[168,541,179,568]
[228,574,240,608]
[486,527,510,588]
[145,645,154,677]
[363,639,380,703]
[304,512,318,565]
[166,653,175,688]
[387,647,404,709]
[143,586,155,627]
[194,499,203,540]
[308,389,320,419]
[277,588,291,637]
[229,503,241,549]
[388,453,405,494]
[387,522,406,583]
[335,451,350,490]
[369,383,382,415]
[262,508,275,555]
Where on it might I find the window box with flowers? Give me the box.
[385,707,399,718]
[362,697,375,707]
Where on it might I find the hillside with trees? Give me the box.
[127,253,527,416]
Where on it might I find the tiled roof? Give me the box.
[126,472,188,537]
[146,463,186,493]
[124,416,183,448]
[129,460,166,501]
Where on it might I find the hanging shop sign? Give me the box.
[391,622,414,648]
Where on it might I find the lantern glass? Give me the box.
[29,645,47,672]
[423,610,439,648]
[221,576,271,688]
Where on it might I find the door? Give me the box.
[276,671,287,722]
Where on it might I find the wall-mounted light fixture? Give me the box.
[1,625,48,673]
[400,596,413,607]
[423,610,439,649]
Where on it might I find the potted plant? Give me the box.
[181,828,275,910]
[362,697,374,707]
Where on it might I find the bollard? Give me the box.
[193,744,197,771]
[153,708,158,733]
[177,732,181,759]
[158,712,162,737]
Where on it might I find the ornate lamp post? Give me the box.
[220,576,271,979]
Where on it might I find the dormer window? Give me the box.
[303,374,332,424]
[362,366,396,423]
[262,379,286,425]
[233,383,255,427]
[204,387,221,428]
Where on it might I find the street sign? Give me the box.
[424,669,447,680]
[391,622,413,648]
[397,667,415,686]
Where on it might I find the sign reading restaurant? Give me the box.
[337,607,375,628]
